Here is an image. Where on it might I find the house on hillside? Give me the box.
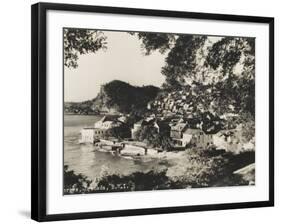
[169,117,214,147]
[170,121,188,146]
[94,115,123,129]
[170,121,188,139]
[182,129,213,148]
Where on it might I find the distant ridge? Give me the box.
[64,80,160,115]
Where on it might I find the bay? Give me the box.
[64,115,166,182]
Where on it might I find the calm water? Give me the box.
[64,115,165,181]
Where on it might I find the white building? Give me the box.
[79,128,107,143]
[79,115,123,143]
[94,115,122,129]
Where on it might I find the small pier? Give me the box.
[94,139,148,155]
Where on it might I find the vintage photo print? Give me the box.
[63,28,255,195]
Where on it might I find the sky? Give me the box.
[64,31,167,102]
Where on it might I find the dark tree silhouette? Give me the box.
[131,32,255,117]
[64,28,107,68]
[134,125,172,150]
[64,165,92,194]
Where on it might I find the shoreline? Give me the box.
[91,144,186,163]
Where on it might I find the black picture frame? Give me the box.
[31,2,274,222]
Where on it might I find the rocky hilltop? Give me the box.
[64,80,160,115]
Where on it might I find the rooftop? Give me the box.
[183,128,204,135]
[82,127,105,130]
[171,122,188,131]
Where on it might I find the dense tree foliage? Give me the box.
[64,28,107,68]
[205,37,255,116]
[64,165,92,194]
[167,149,254,188]
[96,170,170,191]
[131,32,255,119]
[134,32,175,55]
[162,35,207,88]
[64,29,255,124]
[104,124,131,140]
[64,29,255,119]
[134,125,173,150]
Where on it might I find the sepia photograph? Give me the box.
[63,28,255,195]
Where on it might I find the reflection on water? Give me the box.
[64,115,165,181]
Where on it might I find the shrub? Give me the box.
[64,165,92,194]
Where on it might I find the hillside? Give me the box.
[64,80,160,115]
[92,80,160,114]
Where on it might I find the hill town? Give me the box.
[65,80,254,156]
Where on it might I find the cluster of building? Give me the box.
[79,115,127,143]
[168,118,254,152]
[150,91,194,117]
[169,120,213,148]
[79,113,252,153]
[148,85,214,118]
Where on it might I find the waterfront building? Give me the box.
[79,115,123,143]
